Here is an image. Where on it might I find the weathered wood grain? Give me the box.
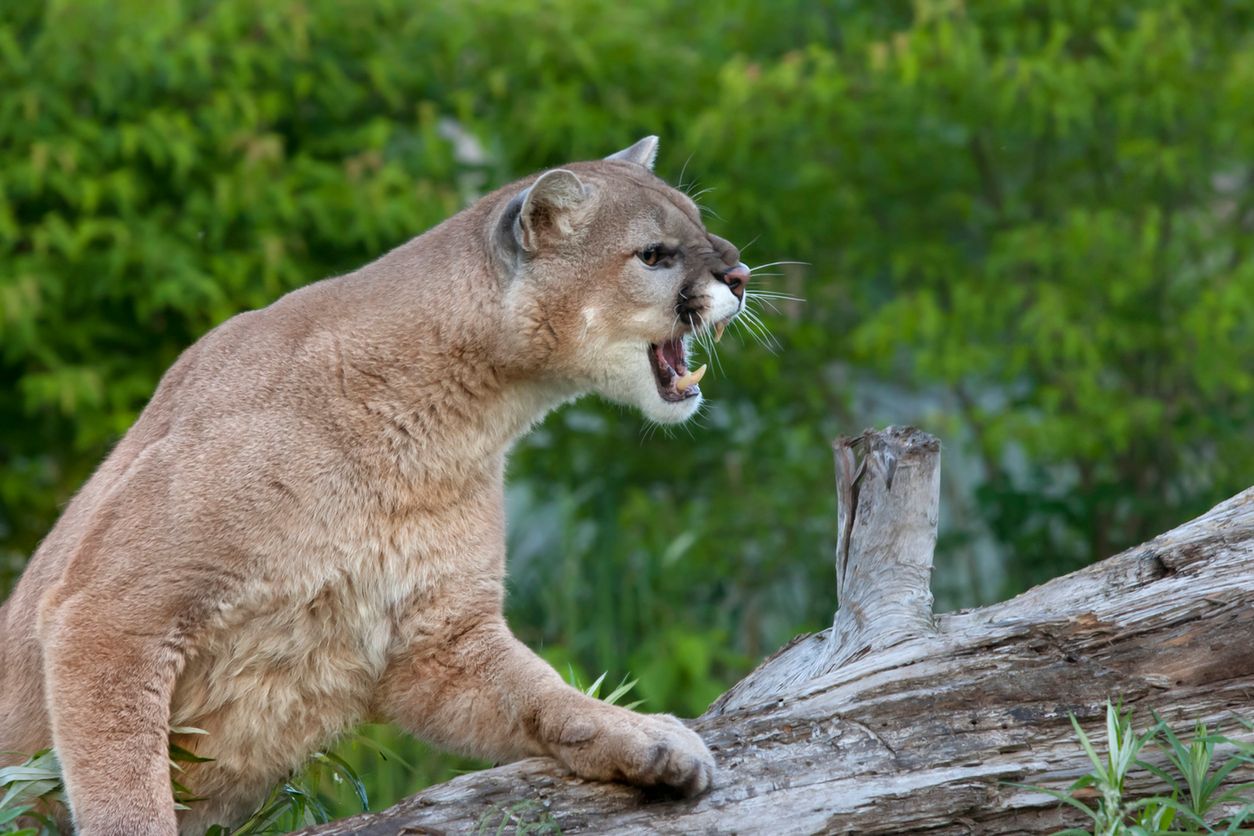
[305,429,1254,835]
[829,427,939,668]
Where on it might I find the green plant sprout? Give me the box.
[0,748,63,835]
[475,799,561,835]
[1,730,373,836]
[1019,701,1253,836]
[579,670,643,711]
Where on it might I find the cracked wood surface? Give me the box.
[305,431,1254,835]
[822,427,940,676]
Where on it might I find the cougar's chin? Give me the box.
[592,341,703,425]
[641,385,703,424]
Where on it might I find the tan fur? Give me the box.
[0,137,748,835]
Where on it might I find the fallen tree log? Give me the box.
[307,427,1254,835]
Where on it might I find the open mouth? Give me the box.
[648,337,706,402]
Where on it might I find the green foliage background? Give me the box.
[2,0,1253,822]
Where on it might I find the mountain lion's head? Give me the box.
[490,136,749,425]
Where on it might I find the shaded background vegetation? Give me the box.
[2,0,1253,822]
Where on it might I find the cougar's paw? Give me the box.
[635,714,716,797]
[558,711,715,797]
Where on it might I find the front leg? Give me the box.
[376,616,715,796]
[39,589,187,836]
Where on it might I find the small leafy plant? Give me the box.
[1025,701,1253,836]
[475,799,561,835]
[206,750,370,835]
[0,748,63,835]
[0,731,375,836]
[578,670,643,710]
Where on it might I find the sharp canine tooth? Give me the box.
[675,364,707,392]
[714,322,726,342]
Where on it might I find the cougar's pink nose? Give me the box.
[718,261,751,299]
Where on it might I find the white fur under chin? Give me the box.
[594,343,703,425]
[642,390,702,424]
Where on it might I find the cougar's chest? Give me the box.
[169,510,437,783]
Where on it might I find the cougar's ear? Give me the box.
[605,135,659,170]
[503,168,590,254]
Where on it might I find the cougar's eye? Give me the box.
[637,244,673,268]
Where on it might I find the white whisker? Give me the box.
[750,319,783,352]
[748,291,806,302]
[748,260,810,271]
[738,308,770,340]
[737,307,782,353]
[677,152,696,192]
[691,311,724,376]
[732,310,764,343]
[730,316,756,348]
[694,202,724,221]
[705,323,725,376]
[750,297,785,314]
[685,405,711,433]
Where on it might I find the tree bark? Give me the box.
[306,427,1254,835]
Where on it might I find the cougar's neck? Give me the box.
[324,218,576,472]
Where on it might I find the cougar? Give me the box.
[0,136,750,834]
